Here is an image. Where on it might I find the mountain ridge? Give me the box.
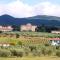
[0,14,60,26]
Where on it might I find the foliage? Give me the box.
[56,51,60,57]
[10,49,24,57]
[0,49,11,57]
[17,41,22,46]
[16,34,20,38]
[29,45,36,52]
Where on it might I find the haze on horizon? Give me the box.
[0,0,60,18]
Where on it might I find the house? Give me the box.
[49,38,60,46]
[0,42,16,47]
[0,26,13,32]
[51,31,60,34]
[20,23,37,32]
[0,43,10,47]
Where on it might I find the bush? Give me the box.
[17,41,22,46]
[10,50,17,56]
[16,34,20,38]
[47,49,52,56]
[0,50,11,57]
[10,42,16,46]
[29,46,36,52]
[56,46,60,50]
[24,47,30,56]
[11,50,24,57]
[32,50,42,56]
[44,43,50,46]
[42,48,47,55]
[56,51,60,57]
[17,51,23,57]
[41,47,53,56]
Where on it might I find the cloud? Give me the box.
[0,0,34,18]
[34,2,60,17]
[0,4,5,16]
[6,0,34,18]
[0,1,60,18]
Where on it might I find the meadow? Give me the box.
[0,32,60,59]
[0,31,60,44]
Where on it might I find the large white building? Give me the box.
[20,23,37,32]
[0,26,13,32]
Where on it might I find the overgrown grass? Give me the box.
[3,31,60,38]
[0,56,60,60]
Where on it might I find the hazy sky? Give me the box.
[0,0,60,18]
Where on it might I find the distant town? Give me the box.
[0,23,60,34]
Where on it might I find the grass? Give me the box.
[3,31,60,37]
[0,32,60,44]
[0,31,60,44]
[0,56,60,60]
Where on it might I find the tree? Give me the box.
[12,25,20,31]
[36,24,46,32]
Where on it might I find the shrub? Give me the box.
[47,49,52,56]
[10,50,17,56]
[11,50,24,57]
[41,47,53,56]
[32,50,42,56]
[42,48,47,55]
[16,51,23,57]
[17,41,22,46]
[16,34,20,38]
[29,46,36,52]
[0,50,11,57]
[56,46,60,50]
[44,43,50,46]
[24,47,30,56]
[56,51,60,57]
[10,42,16,46]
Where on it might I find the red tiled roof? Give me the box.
[49,38,60,40]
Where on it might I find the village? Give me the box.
[0,23,59,47]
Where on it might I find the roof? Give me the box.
[49,38,60,40]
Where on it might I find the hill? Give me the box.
[0,14,60,26]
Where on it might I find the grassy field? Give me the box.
[0,32,60,59]
[4,31,60,37]
[0,31,60,44]
[0,56,60,60]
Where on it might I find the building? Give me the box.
[51,31,60,34]
[20,23,37,32]
[49,38,60,46]
[0,26,13,32]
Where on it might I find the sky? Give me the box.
[0,0,60,18]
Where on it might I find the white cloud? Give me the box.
[6,0,34,18]
[34,2,60,17]
[0,4,5,16]
[0,1,60,18]
[0,0,34,18]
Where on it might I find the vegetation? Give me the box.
[0,44,59,57]
[0,32,59,58]
[0,57,60,60]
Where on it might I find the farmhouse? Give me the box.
[49,38,60,46]
[0,26,13,32]
[20,23,37,32]
[51,31,60,34]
